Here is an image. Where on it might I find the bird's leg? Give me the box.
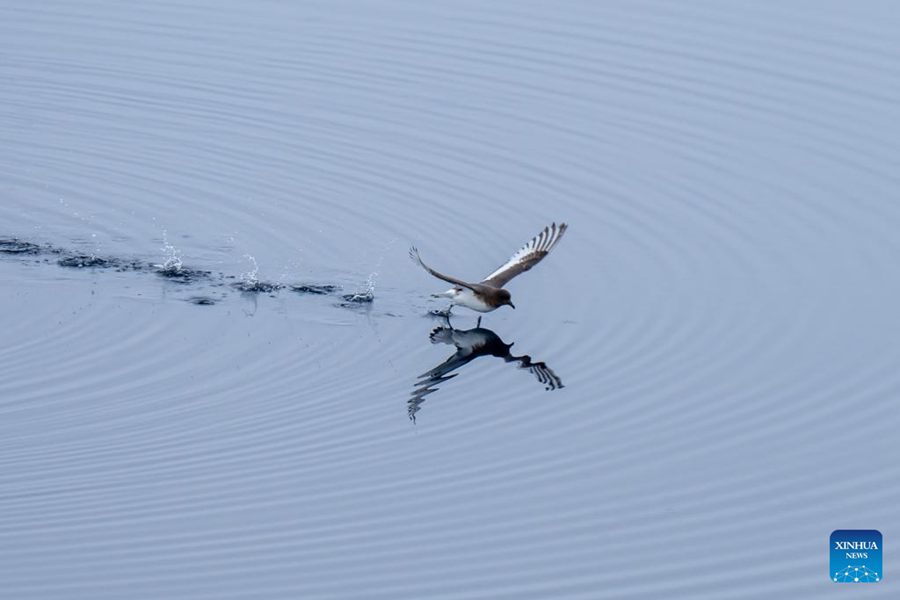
[428,305,453,323]
[476,316,482,328]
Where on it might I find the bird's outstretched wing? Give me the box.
[480,222,568,288]
[507,353,565,391]
[522,361,564,391]
[409,246,477,291]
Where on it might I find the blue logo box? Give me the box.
[831,530,882,583]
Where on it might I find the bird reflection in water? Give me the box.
[409,324,563,422]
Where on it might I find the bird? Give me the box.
[410,222,568,316]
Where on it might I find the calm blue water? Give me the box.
[2,1,900,597]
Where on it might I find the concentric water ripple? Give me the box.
[2,0,900,598]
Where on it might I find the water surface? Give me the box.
[2,1,900,598]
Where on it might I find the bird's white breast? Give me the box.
[444,287,494,313]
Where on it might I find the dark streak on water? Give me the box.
[1,237,372,305]
[58,255,135,270]
[290,284,342,295]
[155,265,214,284]
[231,280,285,294]
[0,238,42,254]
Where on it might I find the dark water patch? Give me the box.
[58,255,119,269]
[0,238,42,254]
[231,280,284,293]
[115,260,147,272]
[187,296,216,306]
[56,252,146,271]
[341,290,374,304]
[290,283,341,295]
[337,290,375,308]
[155,264,214,284]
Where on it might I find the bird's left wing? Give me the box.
[480,222,568,288]
[410,247,478,291]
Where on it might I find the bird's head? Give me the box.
[499,289,515,309]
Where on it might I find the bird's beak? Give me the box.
[508,302,516,309]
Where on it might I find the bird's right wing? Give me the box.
[524,361,564,391]
[509,354,564,391]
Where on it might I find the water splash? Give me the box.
[232,254,283,293]
[339,242,390,306]
[341,272,376,304]
[152,231,211,282]
[159,230,183,271]
[241,254,259,286]
[90,232,101,259]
